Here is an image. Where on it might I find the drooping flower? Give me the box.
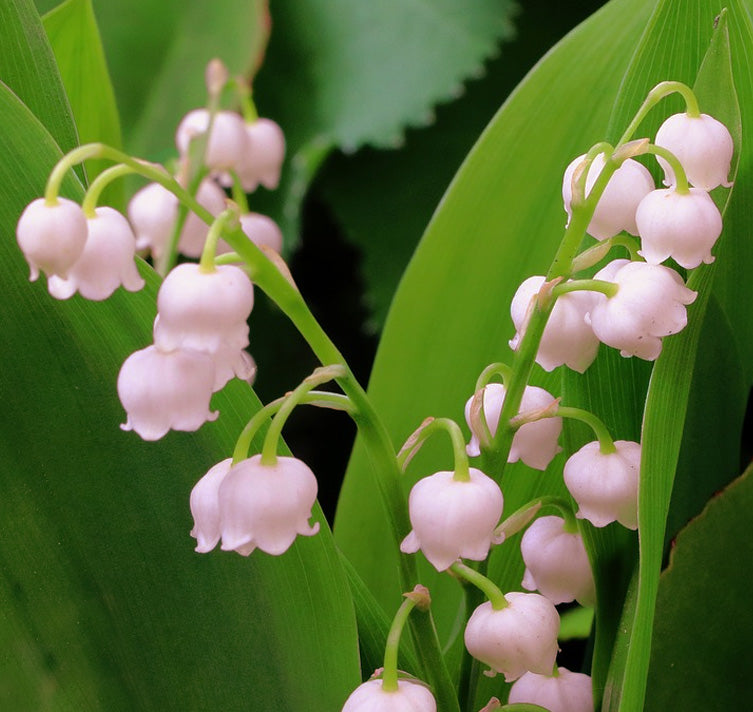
[16,197,88,281]
[238,212,284,253]
[586,260,697,360]
[400,468,504,571]
[154,262,254,390]
[510,275,599,373]
[562,153,654,240]
[218,454,319,556]
[190,458,232,552]
[465,383,562,470]
[654,112,734,191]
[520,516,595,606]
[128,182,179,257]
[117,345,218,441]
[175,109,250,173]
[231,118,286,192]
[563,440,641,529]
[48,206,145,300]
[176,178,228,258]
[635,187,722,269]
[341,679,436,712]
[508,667,594,712]
[464,593,560,682]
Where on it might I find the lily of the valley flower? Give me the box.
[563,440,641,530]
[654,112,734,191]
[586,259,697,360]
[175,109,250,174]
[508,667,594,712]
[341,679,436,712]
[16,197,88,282]
[400,468,504,571]
[48,206,144,300]
[464,593,560,682]
[117,344,218,441]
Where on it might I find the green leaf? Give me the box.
[334,0,653,699]
[0,0,78,153]
[0,81,360,710]
[42,0,123,207]
[645,465,753,710]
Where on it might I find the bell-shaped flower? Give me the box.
[218,454,319,556]
[508,667,594,712]
[635,187,722,269]
[465,383,562,470]
[586,260,696,360]
[47,206,145,300]
[16,197,88,281]
[562,153,654,240]
[237,212,283,253]
[230,118,286,192]
[520,516,595,606]
[510,275,599,373]
[154,262,254,390]
[464,593,560,682]
[175,109,250,173]
[341,679,436,712]
[177,178,227,258]
[654,112,734,191]
[128,182,179,258]
[400,468,504,571]
[117,344,218,441]
[563,440,641,529]
[190,458,232,552]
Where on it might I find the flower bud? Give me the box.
[635,187,722,269]
[465,383,562,470]
[400,468,504,571]
[341,679,436,712]
[464,594,560,682]
[562,153,654,240]
[16,197,88,281]
[218,454,319,556]
[48,206,145,300]
[510,275,599,373]
[563,440,641,529]
[654,112,734,191]
[520,516,595,606]
[117,345,218,440]
[586,260,696,360]
[508,667,594,712]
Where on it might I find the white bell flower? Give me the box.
[175,109,250,173]
[400,468,504,571]
[563,440,641,529]
[586,260,696,360]
[47,206,145,300]
[154,263,254,390]
[190,458,232,553]
[341,679,436,712]
[508,667,594,712]
[128,182,179,257]
[654,112,734,191]
[218,454,319,556]
[238,212,283,253]
[117,344,218,441]
[465,383,562,470]
[635,187,722,269]
[510,275,599,373]
[562,153,654,240]
[177,178,227,258]
[231,118,286,192]
[16,197,88,281]
[464,593,560,682]
[520,516,595,606]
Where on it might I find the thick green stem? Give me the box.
[382,592,422,691]
[450,562,508,610]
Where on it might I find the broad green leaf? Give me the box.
[42,0,123,206]
[0,82,360,710]
[645,465,753,710]
[0,0,78,153]
[335,1,653,706]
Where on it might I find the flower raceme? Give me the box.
[400,468,504,571]
[465,383,562,470]
[190,454,319,556]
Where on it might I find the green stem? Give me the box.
[450,562,508,610]
[475,362,512,391]
[494,495,578,540]
[644,143,690,194]
[382,587,428,691]
[199,208,237,272]
[554,406,616,454]
[553,278,618,299]
[397,417,470,481]
[82,164,138,217]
